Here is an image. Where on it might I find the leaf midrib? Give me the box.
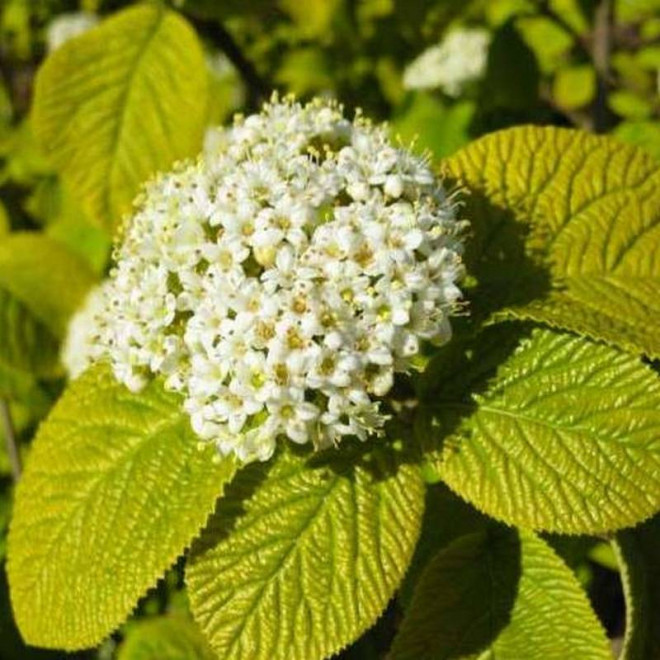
[103,7,164,219]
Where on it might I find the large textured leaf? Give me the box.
[186,446,424,660]
[392,530,610,659]
[613,514,660,660]
[443,126,660,357]
[428,325,660,533]
[33,5,208,231]
[118,615,216,660]
[7,364,236,650]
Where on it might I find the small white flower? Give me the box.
[403,28,490,97]
[79,96,466,462]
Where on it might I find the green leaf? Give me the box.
[278,0,341,38]
[392,94,475,160]
[427,325,660,533]
[186,445,424,660]
[7,364,237,650]
[0,200,9,234]
[399,483,489,608]
[613,514,660,659]
[516,16,573,74]
[0,232,95,338]
[609,91,654,120]
[553,64,596,109]
[0,286,58,402]
[33,5,208,231]
[0,232,95,402]
[481,21,539,110]
[443,125,660,357]
[118,615,216,660]
[392,530,610,659]
[615,120,660,162]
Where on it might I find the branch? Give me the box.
[0,400,21,482]
[592,0,615,133]
[191,19,271,110]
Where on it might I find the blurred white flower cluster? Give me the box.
[403,28,490,97]
[65,96,466,462]
[46,12,98,52]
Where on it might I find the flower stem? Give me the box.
[0,399,21,482]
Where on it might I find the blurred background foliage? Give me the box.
[0,0,657,657]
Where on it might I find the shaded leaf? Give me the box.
[118,615,216,660]
[392,530,611,659]
[614,514,660,659]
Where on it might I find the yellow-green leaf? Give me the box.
[186,446,424,660]
[118,615,216,660]
[0,232,96,401]
[392,530,611,659]
[0,232,95,338]
[7,364,236,650]
[552,64,596,109]
[0,287,56,403]
[33,5,208,231]
[443,126,660,358]
[427,326,660,533]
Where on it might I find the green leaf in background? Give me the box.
[609,90,654,120]
[0,232,95,402]
[443,126,660,358]
[516,16,573,74]
[0,287,55,404]
[186,445,424,660]
[275,49,334,96]
[392,93,475,160]
[0,232,95,338]
[428,326,660,534]
[118,615,216,660]
[614,120,660,161]
[7,364,237,650]
[32,4,209,232]
[278,0,341,38]
[613,513,660,660]
[481,21,539,110]
[0,201,9,234]
[553,64,596,109]
[392,530,610,659]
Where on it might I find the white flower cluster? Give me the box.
[46,12,98,52]
[403,28,490,97]
[61,285,107,379]
[75,96,466,462]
